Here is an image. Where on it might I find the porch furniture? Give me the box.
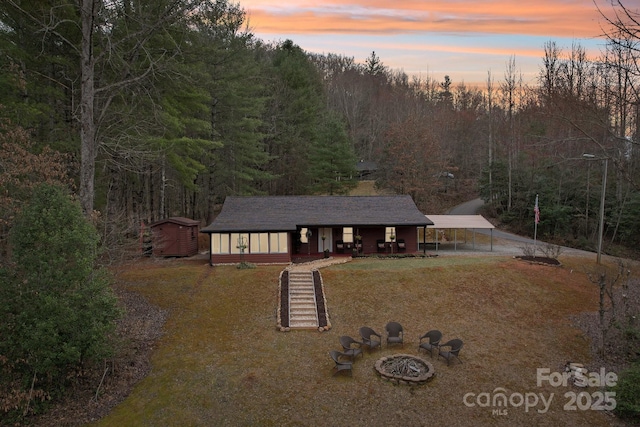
[397,239,406,250]
[438,339,464,365]
[418,330,442,358]
[376,239,386,252]
[336,240,345,253]
[339,336,363,360]
[359,326,382,352]
[385,322,404,347]
[329,350,353,376]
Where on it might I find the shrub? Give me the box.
[520,244,536,257]
[540,243,563,259]
[0,184,120,418]
[613,361,640,420]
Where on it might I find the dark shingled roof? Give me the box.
[201,195,431,233]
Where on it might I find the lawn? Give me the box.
[92,255,621,427]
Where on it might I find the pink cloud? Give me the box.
[244,1,603,38]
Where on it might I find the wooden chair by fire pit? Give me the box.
[339,335,363,360]
[329,350,353,376]
[385,321,404,347]
[359,326,382,352]
[418,330,442,358]
[438,338,464,366]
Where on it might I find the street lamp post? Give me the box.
[583,154,608,264]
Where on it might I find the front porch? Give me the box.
[293,225,424,258]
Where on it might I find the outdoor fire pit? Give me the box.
[374,354,435,385]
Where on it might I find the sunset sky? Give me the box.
[241,0,614,86]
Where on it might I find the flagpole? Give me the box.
[534,194,539,255]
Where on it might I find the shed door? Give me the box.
[317,227,332,253]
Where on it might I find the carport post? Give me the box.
[472,229,475,250]
[423,226,427,254]
[454,229,457,251]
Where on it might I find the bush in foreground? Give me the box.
[613,360,640,421]
[0,184,120,420]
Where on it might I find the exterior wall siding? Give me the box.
[211,253,290,265]
[152,221,199,257]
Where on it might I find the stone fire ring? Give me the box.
[374,354,435,385]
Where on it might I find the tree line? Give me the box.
[1,0,639,257]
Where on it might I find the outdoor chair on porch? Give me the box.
[385,322,404,347]
[418,330,442,358]
[336,240,345,253]
[438,338,464,365]
[359,326,382,352]
[397,239,406,251]
[339,336,363,360]
[329,350,353,376]
[376,239,386,252]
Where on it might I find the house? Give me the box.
[150,217,200,257]
[356,159,377,180]
[200,195,433,265]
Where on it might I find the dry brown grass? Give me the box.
[93,255,626,427]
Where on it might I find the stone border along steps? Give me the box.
[279,257,351,331]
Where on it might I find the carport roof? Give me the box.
[425,215,495,230]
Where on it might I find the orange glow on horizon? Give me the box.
[243,1,603,39]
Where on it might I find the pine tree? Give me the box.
[0,184,120,414]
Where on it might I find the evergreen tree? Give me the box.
[309,112,357,194]
[365,51,386,76]
[263,40,325,194]
[0,184,120,415]
[193,3,273,201]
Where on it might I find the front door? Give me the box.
[317,227,332,253]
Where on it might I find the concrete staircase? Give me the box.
[287,271,319,329]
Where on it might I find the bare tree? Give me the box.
[586,261,632,359]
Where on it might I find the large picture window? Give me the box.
[211,232,288,254]
[250,233,269,253]
[270,233,288,253]
[230,233,249,254]
[211,233,230,254]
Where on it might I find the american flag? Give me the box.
[534,195,540,224]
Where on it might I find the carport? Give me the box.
[424,215,495,251]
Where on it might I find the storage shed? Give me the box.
[150,217,200,257]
